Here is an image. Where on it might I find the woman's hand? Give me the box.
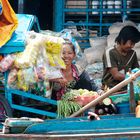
[58,78,68,87]
[49,78,68,87]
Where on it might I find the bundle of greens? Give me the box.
[57,89,99,118]
[57,90,82,118]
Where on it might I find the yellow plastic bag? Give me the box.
[0,0,18,47]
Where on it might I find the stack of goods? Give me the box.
[84,36,107,89]
[0,31,65,98]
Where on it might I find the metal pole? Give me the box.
[53,0,63,31]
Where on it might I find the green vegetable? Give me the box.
[57,89,98,118]
[57,100,82,118]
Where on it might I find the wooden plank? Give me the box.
[129,82,136,113]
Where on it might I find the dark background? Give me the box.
[9,0,54,30]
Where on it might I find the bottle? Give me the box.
[135,101,140,118]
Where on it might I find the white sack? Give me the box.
[109,21,136,34]
[134,47,140,61]
[135,41,140,48]
[107,33,118,48]
[85,62,103,79]
[107,33,140,49]
[89,36,107,48]
[84,46,105,64]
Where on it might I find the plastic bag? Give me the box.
[85,62,103,79]
[17,70,29,91]
[35,46,48,80]
[8,68,18,85]
[44,35,66,69]
[84,47,105,64]
[108,21,136,34]
[46,65,63,80]
[52,54,66,69]
[89,37,107,48]
[45,41,61,54]
[23,68,38,85]
[35,65,46,81]
[0,54,15,72]
[15,43,40,68]
[7,68,18,89]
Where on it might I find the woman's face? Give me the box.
[62,44,75,66]
[120,40,135,53]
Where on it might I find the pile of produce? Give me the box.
[57,89,99,118]
[0,32,66,98]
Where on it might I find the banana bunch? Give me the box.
[45,40,66,69]
[45,41,61,54]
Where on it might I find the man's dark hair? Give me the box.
[115,25,140,44]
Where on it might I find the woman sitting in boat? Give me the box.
[50,40,102,100]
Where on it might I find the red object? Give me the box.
[75,94,99,106]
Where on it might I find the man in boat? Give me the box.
[102,25,140,92]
